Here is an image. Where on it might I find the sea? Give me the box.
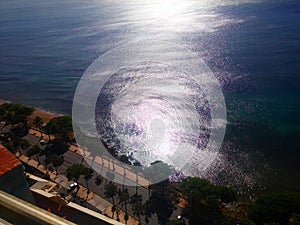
[0,0,300,195]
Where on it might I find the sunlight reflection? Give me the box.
[146,0,189,19]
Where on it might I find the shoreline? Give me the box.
[0,99,64,126]
[1,99,299,196]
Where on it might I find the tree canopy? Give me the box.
[248,192,300,225]
[180,177,236,204]
[179,177,236,225]
[66,164,90,182]
[45,116,73,140]
[0,103,34,125]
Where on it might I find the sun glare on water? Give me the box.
[147,0,188,19]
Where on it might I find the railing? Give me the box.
[0,190,76,225]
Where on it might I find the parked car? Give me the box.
[67,182,78,192]
[39,139,48,145]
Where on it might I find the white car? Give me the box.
[67,182,78,192]
[39,139,48,145]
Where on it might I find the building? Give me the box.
[0,144,33,203]
[0,144,125,225]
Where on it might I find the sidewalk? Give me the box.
[68,142,150,187]
[29,127,150,187]
[19,155,141,225]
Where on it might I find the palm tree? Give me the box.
[104,182,118,219]
[52,154,64,174]
[119,189,130,224]
[83,168,93,193]
[132,201,145,225]
[19,138,30,154]
[33,116,43,139]
[124,213,129,225]
[42,125,51,141]
[30,144,42,164]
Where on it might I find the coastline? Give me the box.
[0,99,64,127]
[1,99,299,196]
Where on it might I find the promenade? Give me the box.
[22,127,161,225]
[19,154,140,225]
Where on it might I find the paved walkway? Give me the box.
[2,124,175,225]
[19,155,141,225]
[30,127,150,187]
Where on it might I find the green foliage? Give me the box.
[66,164,89,182]
[3,142,16,153]
[27,144,41,157]
[132,201,145,221]
[180,177,236,204]
[0,103,34,125]
[33,116,43,129]
[179,177,237,225]
[83,168,93,181]
[213,185,237,203]
[52,154,64,168]
[19,138,30,150]
[10,125,29,137]
[3,132,20,153]
[248,192,300,225]
[33,116,44,137]
[180,177,211,202]
[119,189,130,205]
[105,182,118,200]
[45,139,68,156]
[45,116,72,140]
[146,193,174,225]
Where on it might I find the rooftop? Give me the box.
[0,144,21,176]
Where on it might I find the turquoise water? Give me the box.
[0,0,300,193]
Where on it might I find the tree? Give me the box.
[0,103,11,123]
[179,177,236,225]
[45,116,72,141]
[105,182,118,219]
[0,103,34,126]
[42,125,51,141]
[132,201,145,224]
[33,116,44,139]
[124,213,129,225]
[180,177,236,204]
[249,192,300,225]
[3,142,16,153]
[83,168,93,191]
[119,189,130,223]
[95,175,102,185]
[145,191,174,225]
[19,138,30,154]
[52,154,64,174]
[45,139,68,156]
[27,144,41,163]
[66,164,88,182]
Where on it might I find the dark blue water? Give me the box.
[1,0,300,193]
